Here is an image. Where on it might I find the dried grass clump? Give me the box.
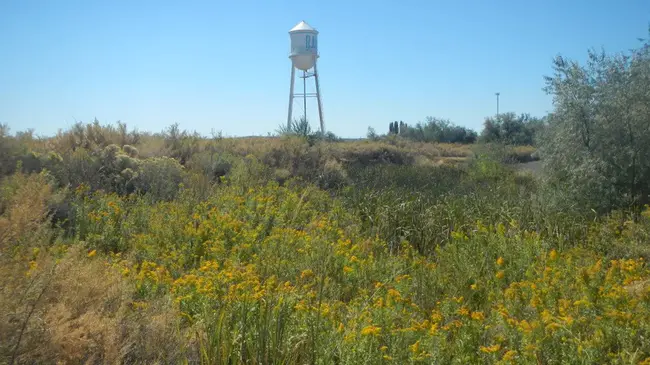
[0,173,184,364]
[0,171,53,249]
[1,246,184,364]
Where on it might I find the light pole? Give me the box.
[495,92,500,119]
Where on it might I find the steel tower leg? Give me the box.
[287,66,296,129]
[313,62,325,135]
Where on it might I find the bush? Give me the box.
[276,117,313,138]
[401,117,478,144]
[162,123,201,165]
[134,157,185,201]
[122,144,139,158]
[0,125,27,178]
[317,159,349,190]
[226,154,271,191]
[367,127,380,141]
[480,112,546,146]
[539,36,650,213]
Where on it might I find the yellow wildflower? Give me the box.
[530,295,541,308]
[380,345,388,352]
[387,288,402,302]
[549,249,557,261]
[518,320,532,333]
[560,315,574,325]
[638,357,650,365]
[26,260,38,277]
[471,311,485,321]
[545,322,562,332]
[343,266,354,274]
[496,270,505,279]
[502,350,517,361]
[131,301,149,310]
[374,298,384,308]
[457,306,470,316]
[431,310,443,323]
[360,325,381,336]
[87,249,97,258]
[395,274,410,283]
[573,298,590,307]
[409,340,420,354]
[496,257,504,266]
[294,300,308,311]
[524,344,537,353]
[470,283,478,290]
[480,344,500,353]
[429,323,438,335]
[300,269,314,279]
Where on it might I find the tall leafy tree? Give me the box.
[539,35,650,213]
[480,112,545,145]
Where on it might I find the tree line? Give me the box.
[374,112,546,145]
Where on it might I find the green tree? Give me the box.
[480,112,545,145]
[367,127,379,141]
[539,35,650,213]
[401,117,477,144]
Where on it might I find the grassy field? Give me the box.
[1,124,648,364]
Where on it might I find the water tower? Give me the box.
[287,20,324,134]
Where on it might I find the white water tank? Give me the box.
[289,21,318,71]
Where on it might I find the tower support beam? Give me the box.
[286,64,324,135]
[287,65,296,129]
[314,62,325,134]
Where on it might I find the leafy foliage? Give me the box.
[277,116,314,138]
[401,117,478,144]
[480,112,546,146]
[539,36,650,213]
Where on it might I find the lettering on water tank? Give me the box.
[305,35,317,51]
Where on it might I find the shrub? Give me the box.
[276,117,313,138]
[480,113,545,146]
[61,148,102,190]
[317,159,349,190]
[0,171,54,249]
[226,154,271,191]
[0,125,28,178]
[163,123,201,165]
[401,117,478,144]
[539,36,650,213]
[134,157,184,201]
[122,144,139,158]
[367,127,380,141]
[272,168,292,186]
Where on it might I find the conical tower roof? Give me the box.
[289,20,318,33]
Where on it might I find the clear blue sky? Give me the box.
[1,0,649,138]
